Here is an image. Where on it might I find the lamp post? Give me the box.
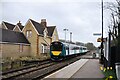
[100,0,104,64]
[63,28,68,43]
[70,32,72,42]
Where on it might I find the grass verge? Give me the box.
[101,67,117,80]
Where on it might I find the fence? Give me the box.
[2,60,23,71]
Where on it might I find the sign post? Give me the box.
[93,33,102,36]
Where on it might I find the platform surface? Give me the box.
[44,59,88,78]
[71,59,105,78]
[43,59,104,79]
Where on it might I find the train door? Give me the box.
[76,46,80,53]
[65,45,69,55]
[70,46,75,55]
[74,47,76,53]
[79,47,82,53]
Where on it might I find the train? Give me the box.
[50,41,88,61]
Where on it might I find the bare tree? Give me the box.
[105,0,120,46]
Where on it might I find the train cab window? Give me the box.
[51,42,62,51]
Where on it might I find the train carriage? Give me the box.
[50,41,88,61]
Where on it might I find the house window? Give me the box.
[44,29,47,38]
[41,44,44,53]
[26,31,29,38]
[44,46,47,53]
[29,31,32,37]
[41,43,48,53]
[19,44,23,52]
[44,31,47,38]
[53,35,56,41]
[26,30,32,38]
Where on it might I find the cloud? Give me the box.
[1,1,113,46]
[1,0,116,3]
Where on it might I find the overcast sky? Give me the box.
[0,0,115,47]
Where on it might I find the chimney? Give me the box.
[41,19,47,27]
[17,21,24,30]
[17,21,22,26]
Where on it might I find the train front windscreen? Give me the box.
[51,42,63,51]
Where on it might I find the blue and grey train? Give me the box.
[50,41,88,61]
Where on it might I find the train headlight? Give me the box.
[52,51,61,56]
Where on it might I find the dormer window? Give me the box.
[44,28,48,38]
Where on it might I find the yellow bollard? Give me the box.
[100,66,103,70]
[110,67,112,70]
[109,76,113,78]
[104,68,106,72]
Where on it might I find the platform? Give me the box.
[43,59,104,79]
[71,59,104,78]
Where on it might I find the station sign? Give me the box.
[93,33,101,36]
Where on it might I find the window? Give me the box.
[26,31,29,38]
[41,44,44,53]
[41,44,48,53]
[29,31,32,37]
[44,29,47,38]
[44,31,47,38]
[19,44,23,52]
[53,35,56,41]
[26,30,32,38]
[51,42,62,51]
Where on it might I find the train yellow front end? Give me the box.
[50,41,66,61]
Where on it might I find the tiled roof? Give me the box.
[47,26,55,37]
[3,21,15,30]
[0,28,30,44]
[29,19,55,37]
[17,23,24,31]
[30,19,45,35]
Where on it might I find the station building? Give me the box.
[0,19,59,60]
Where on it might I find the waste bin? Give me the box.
[115,63,120,80]
[93,53,96,58]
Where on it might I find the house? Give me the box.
[1,21,24,32]
[22,19,59,58]
[1,21,15,30]
[0,28,30,60]
[47,26,59,42]
[0,19,59,60]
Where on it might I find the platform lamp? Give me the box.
[100,0,104,64]
[70,32,72,42]
[63,28,68,44]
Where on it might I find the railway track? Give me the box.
[2,54,83,80]
[2,60,52,80]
